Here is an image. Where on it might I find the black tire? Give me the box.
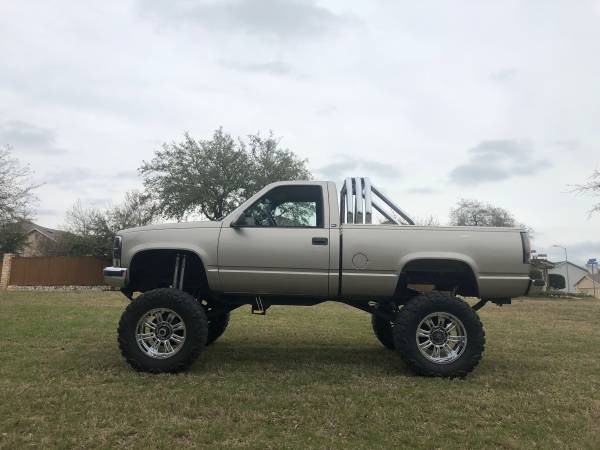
[371,315,395,349]
[393,291,485,378]
[117,288,208,373]
[206,312,230,346]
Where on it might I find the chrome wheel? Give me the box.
[135,308,186,359]
[416,312,467,364]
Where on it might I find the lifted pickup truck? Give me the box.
[105,177,532,377]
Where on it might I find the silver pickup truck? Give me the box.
[105,177,531,377]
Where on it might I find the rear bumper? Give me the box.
[478,275,531,299]
[103,267,127,288]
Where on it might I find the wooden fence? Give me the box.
[8,256,110,286]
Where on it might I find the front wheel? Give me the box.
[117,288,208,373]
[393,291,485,378]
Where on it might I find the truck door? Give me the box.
[218,184,331,295]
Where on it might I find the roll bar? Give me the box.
[340,177,415,225]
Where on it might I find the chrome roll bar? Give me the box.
[340,177,415,225]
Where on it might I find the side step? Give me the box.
[252,296,268,315]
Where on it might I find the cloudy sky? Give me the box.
[1,0,599,266]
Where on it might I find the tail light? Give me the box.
[113,236,122,267]
[520,232,531,264]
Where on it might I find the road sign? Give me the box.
[587,258,597,266]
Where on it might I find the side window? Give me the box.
[241,185,324,228]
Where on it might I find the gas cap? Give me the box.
[352,253,369,269]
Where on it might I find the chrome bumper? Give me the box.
[103,267,127,288]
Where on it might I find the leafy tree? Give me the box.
[0,145,39,254]
[449,199,516,227]
[0,225,29,256]
[139,128,311,221]
[245,133,311,194]
[574,169,600,214]
[59,191,158,258]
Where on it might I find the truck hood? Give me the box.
[119,220,222,234]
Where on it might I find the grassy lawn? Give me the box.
[1,291,599,449]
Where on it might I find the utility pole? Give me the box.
[588,258,598,298]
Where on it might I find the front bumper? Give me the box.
[103,267,127,288]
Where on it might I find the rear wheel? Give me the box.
[393,291,485,377]
[206,312,230,345]
[118,288,208,373]
[371,315,395,349]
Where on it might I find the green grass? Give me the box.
[1,291,599,449]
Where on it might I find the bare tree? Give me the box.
[574,169,600,214]
[59,191,158,257]
[449,199,516,227]
[109,191,159,230]
[415,214,441,226]
[0,145,39,254]
[0,145,38,224]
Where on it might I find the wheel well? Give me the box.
[401,259,479,297]
[128,249,209,295]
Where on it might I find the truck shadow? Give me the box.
[197,341,412,376]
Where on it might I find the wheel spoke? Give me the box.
[150,340,161,353]
[443,344,456,359]
[445,322,456,333]
[417,329,430,338]
[165,312,175,324]
[143,320,156,330]
[172,322,184,331]
[171,334,184,343]
[137,332,154,340]
[418,340,433,350]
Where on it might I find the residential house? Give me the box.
[575,272,600,299]
[19,222,65,257]
[548,261,591,294]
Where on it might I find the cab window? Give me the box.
[239,185,324,228]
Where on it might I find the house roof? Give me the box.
[575,272,600,286]
[20,222,65,242]
[550,260,591,273]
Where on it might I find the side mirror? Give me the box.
[231,213,250,228]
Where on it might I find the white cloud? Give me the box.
[140,0,354,39]
[449,140,551,186]
[0,121,66,155]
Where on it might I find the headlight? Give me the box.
[112,236,122,267]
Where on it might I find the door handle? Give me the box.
[312,237,328,245]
